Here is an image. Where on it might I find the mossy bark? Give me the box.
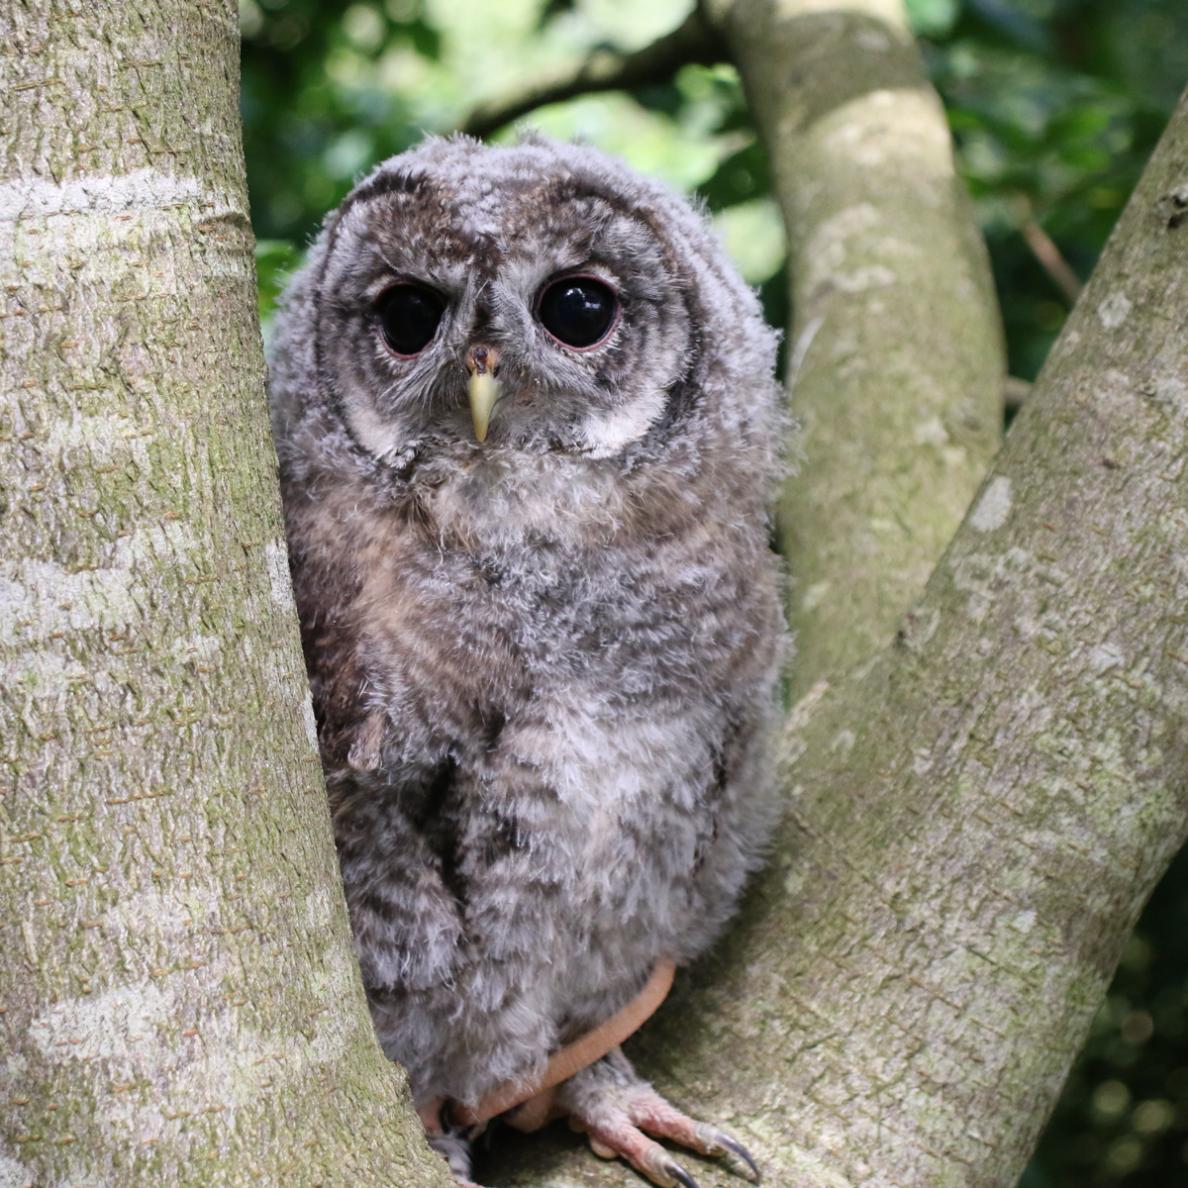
[708,85,1188,1186]
[711,0,1004,696]
[0,3,450,1185]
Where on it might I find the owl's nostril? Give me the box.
[465,343,501,378]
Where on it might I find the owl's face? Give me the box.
[312,139,700,464]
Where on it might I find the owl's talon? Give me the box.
[714,1131,761,1183]
[559,1048,762,1186]
[689,1123,759,1182]
[666,1162,701,1188]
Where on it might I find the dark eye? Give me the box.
[537,277,618,349]
[376,284,445,356]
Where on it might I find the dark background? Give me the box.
[238,2,1188,1181]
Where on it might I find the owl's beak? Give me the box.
[465,344,501,443]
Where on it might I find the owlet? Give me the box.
[268,134,786,1187]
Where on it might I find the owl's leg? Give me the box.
[427,1127,486,1188]
[546,1047,759,1188]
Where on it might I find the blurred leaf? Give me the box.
[538,0,577,27]
[965,0,1052,52]
[405,18,442,59]
[698,139,771,211]
[905,0,960,38]
[255,239,301,333]
[713,197,785,284]
[632,81,685,117]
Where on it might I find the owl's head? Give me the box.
[272,135,777,484]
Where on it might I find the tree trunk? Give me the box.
[726,86,1188,1185]
[0,3,449,1184]
[488,19,1188,1188]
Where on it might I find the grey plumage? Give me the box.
[268,134,786,1184]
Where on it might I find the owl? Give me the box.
[268,135,786,1188]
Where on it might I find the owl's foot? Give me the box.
[428,1126,489,1188]
[552,1048,759,1187]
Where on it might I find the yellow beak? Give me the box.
[468,371,500,444]
[465,344,501,443]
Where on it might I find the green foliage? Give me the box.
[914,0,1185,379]
[240,0,786,333]
[240,2,1187,1182]
[240,0,446,247]
[254,239,300,337]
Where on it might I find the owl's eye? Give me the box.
[376,284,445,356]
[537,277,618,349]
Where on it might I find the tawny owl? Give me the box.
[268,134,786,1188]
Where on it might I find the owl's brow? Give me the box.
[374,246,411,290]
[535,177,692,291]
[537,178,649,229]
[336,168,430,223]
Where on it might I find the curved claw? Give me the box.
[716,1132,761,1183]
[559,1049,762,1186]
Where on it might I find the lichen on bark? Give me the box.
[711,0,1004,696]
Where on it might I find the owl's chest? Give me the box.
[384,535,693,701]
[361,527,721,858]
[330,508,770,1065]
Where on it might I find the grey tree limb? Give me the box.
[487,17,1188,1188]
[732,83,1188,1183]
[711,0,1006,697]
[0,2,451,1184]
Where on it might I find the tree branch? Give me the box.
[1021,217,1083,305]
[718,0,1005,697]
[735,91,1188,1180]
[1005,375,1033,413]
[484,6,1188,1186]
[462,9,720,139]
[0,2,450,1183]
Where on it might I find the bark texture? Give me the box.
[0,3,449,1185]
[717,86,1188,1186]
[711,0,1004,695]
